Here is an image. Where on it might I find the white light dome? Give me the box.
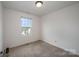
[35,1,43,8]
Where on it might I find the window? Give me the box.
[21,17,32,35]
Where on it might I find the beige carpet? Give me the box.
[9,40,79,57]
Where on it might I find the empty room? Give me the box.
[0,0,79,57]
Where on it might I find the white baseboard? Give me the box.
[64,48,79,55]
[42,39,79,55]
[10,39,41,48]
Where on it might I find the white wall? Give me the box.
[42,3,79,54]
[3,8,41,48]
[0,2,3,52]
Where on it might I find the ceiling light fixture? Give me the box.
[35,1,43,8]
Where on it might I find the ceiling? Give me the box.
[2,1,79,16]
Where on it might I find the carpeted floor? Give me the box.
[9,40,79,57]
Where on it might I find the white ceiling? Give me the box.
[2,1,79,16]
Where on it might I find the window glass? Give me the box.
[21,17,32,35]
